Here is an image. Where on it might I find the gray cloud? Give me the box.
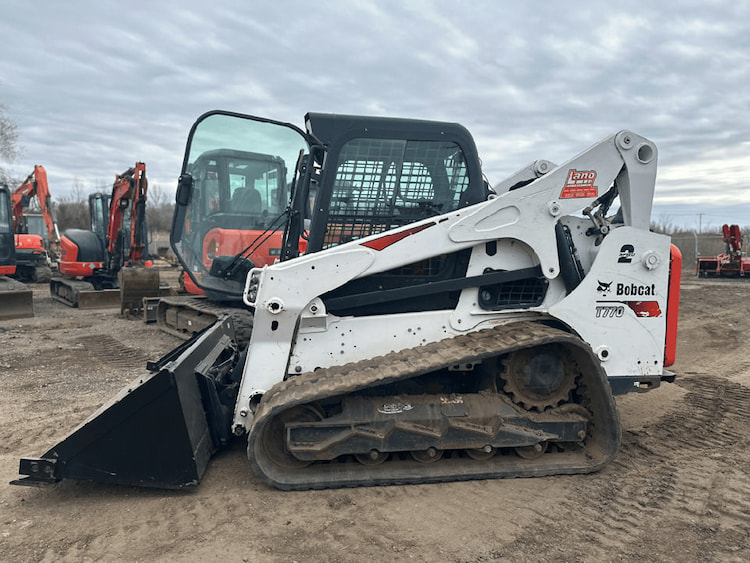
[2,0,748,228]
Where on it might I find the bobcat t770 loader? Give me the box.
[13,111,681,490]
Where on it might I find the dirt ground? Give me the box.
[1,272,749,562]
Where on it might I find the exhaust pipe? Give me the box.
[12,317,239,489]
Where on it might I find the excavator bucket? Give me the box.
[0,276,34,320]
[12,317,239,489]
[118,265,161,315]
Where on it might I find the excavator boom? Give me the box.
[10,165,58,282]
[11,165,60,246]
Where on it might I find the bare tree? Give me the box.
[146,182,175,233]
[55,179,90,231]
[0,104,21,186]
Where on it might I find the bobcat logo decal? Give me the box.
[597,280,613,296]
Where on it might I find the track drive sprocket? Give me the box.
[500,345,578,411]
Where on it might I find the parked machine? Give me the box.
[0,184,34,319]
[696,224,750,277]
[154,146,303,339]
[50,162,160,311]
[13,112,681,491]
[10,165,60,283]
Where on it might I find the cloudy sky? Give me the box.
[2,0,749,230]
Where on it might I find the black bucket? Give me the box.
[12,317,238,489]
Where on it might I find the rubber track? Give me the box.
[248,322,621,490]
[34,265,53,284]
[157,295,254,347]
[49,279,94,307]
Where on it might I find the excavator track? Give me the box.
[248,322,621,490]
[33,264,53,284]
[50,278,119,309]
[156,295,255,347]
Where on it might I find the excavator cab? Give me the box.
[56,193,113,281]
[22,215,49,246]
[0,185,34,319]
[0,186,17,274]
[89,192,110,242]
[171,112,312,302]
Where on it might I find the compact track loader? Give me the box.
[13,111,681,490]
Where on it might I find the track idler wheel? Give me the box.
[256,405,322,470]
[466,446,496,460]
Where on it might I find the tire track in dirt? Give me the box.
[483,375,750,562]
[76,334,152,368]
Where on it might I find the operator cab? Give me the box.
[172,111,489,302]
[172,111,311,301]
[0,186,16,273]
[22,215,49,248]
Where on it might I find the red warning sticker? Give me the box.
[560,169,598,199]
[626,301,662,318]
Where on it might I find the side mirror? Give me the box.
[176,174,193,206]
[171,174,193,244]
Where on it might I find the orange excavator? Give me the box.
[51,162,160,312]
[0,184,33,318]
[11,165,60,283]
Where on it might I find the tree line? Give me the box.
[54,181,175,234]
[2,104,174,234]
[3,104,747,269]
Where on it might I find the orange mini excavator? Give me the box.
[11,165,60,282]
[51,162,160,312]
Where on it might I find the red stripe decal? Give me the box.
[626,301,662,318]
[360,222,436,251]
